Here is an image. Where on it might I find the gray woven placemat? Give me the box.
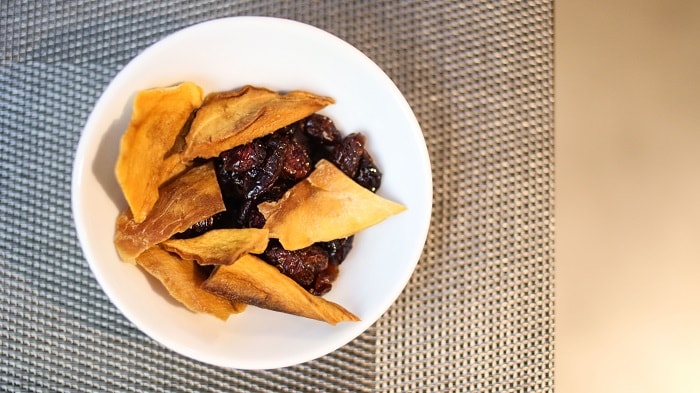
[1,1,554,392]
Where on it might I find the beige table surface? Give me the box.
[556,0,700,391]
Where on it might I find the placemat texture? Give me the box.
[1,1,554,392]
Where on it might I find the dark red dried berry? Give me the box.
[354,151,382,192]
[263,243,329,288]
[219,141,266,172]
[282,139,312,180]
[235,199,262,228]
[320,236,354,265]
[331,133,365,178]
[304,114,342,145]
[215,168,246,200]
[246,140,288,200]
[310,264,339,296]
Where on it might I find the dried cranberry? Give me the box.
[321,236,354,265]
[282,139,312,180]
[215,168,246,200]
[263,243,329,288]
[354,151,382,192]
[235,199,260,228]
[304,114,342,145]
[245,139,288,200]
[263,178,295,201]
[331,133,365,178]
[218,140,266,172]
[310,264,339,296]
[246,208,266,229]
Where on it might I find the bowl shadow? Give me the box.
[91,94,135,212]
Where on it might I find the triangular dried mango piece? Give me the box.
[114,162,226,262]
[161,228,270,265]
[202,254,358,325]
[258,159,406,250]
[182,85,334,160]
[136,246,245,320]
[115,81,203,223]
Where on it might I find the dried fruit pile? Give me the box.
[113,83,405,324]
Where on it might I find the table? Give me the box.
[0,1,554,391]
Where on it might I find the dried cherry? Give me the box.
[304,114,342,145]
[320,236,355,265]
[354,152,382,192]
[281,139,311,180]
[246,138,287,200]
[219,140,266,172]
[331,133,365,178]
[310,264,339,296]
[263,242,329,288]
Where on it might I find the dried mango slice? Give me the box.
[114,162,226,262]
[202,254,359,325]
[258,159,406,250]
[115,82,203,223]
[161,228,270,266]
[136,246,245,320]
[182,85,334,160]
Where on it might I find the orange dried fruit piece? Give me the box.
[161,228,270,266]
[115,81,203,223]
[182,85,334,160]
[202,254,359,325]
[136,246,245,320]
[114,162,226,262]
[258,159,406,250]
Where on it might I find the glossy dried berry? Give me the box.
[235,199,262,228]
[218,140,266,172]
[263,243,329,288]
[320,236,354,265]
[282,139,312,180]
[310,264,339,296]
[331,133,365,178]
[304,114,342,145]
[215,167,246,199]
[246,140,288,200]
[354,152,382,192]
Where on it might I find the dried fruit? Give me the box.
[304,114,341,145]
[161,228,269,266]
[173,211,231,239]
[183,85,334,160]
[354,151,382,192]
[114,163,226,262]
[202,254,358,324]
[281,139,312,180]
[331,133,365,178]
[113,83,407,323]
[320,236,355,265]
[219,140,267,173]
[115,82,203,223]
[258,159,406,250]
[136,246,245,320]
[263,242,329,288]
[310,264,339,296]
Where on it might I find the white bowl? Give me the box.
[72,16,432,370]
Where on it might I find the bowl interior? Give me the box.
[72,16,432,369]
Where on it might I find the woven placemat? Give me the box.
[1,1,554,392]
